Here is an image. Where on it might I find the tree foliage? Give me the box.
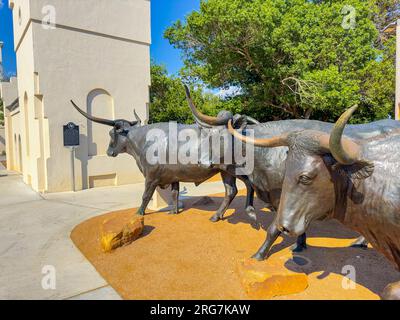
[374,0,400,39]
[149,62,231,123]
[165,0,398,123]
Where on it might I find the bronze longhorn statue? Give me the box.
[228,106,400,300]
[184,86,400,257]
[71,100,255,217]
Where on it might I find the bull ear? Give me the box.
[333,160,374,180]
[128,120,139,126]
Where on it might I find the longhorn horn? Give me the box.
[71,100,116,127]
[184,85,259,126]
[329,105,361,165]
[227,120,288,147]
[133,109,142,124]
[184,84,231,126]
[244,116,260,125]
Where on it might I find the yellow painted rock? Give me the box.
[237,257,308,299]
[100,215,144,253]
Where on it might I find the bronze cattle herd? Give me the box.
[71,85,400,300]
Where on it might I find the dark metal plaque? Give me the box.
[63,122,80,147]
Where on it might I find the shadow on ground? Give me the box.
[71,191,399,299]
[184,193,399,297]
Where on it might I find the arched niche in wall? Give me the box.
[18,134,23,172]
[86,89,114,157]
[23,92,30,157]
[13,134,17,170]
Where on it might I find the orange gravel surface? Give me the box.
[71,191,399,300]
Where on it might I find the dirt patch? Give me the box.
[71,191,399,300]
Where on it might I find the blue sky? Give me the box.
[151,0,200,74]
[0,0,16,78]
[0,0,200,77]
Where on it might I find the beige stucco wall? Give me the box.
[0,127,5,154]
[0,77,19,170]
[7,0,151,192]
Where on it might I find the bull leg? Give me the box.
[291,233,308,252]
[350,236,368,248]
[136,180,158,216]
[242,178,256,220]
[237,175,257,223]
[169,182,180,215]
[254,189,275,212]
[210,172,238,222]
[252,222,282,261]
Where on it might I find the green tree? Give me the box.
[374,0,399,38]
[149,62,227,123]
[165,0,397,123]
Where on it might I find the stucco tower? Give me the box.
[3,0,151,192]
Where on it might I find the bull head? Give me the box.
[228,105,363,165]
[183,84,260,128]
[71,100,140,157]
[228,105,374,236]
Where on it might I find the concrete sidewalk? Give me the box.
[0,173,231,300]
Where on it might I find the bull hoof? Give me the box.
[291,243,307,253]
[209,215,221,223]
[350,243,368,249]
[251,253,266,261]
[245,206,257,221]
[350,237,368,249]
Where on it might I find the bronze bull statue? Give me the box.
[71,100,256,217]
[228,106,400,300]
[185,85,400,255]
